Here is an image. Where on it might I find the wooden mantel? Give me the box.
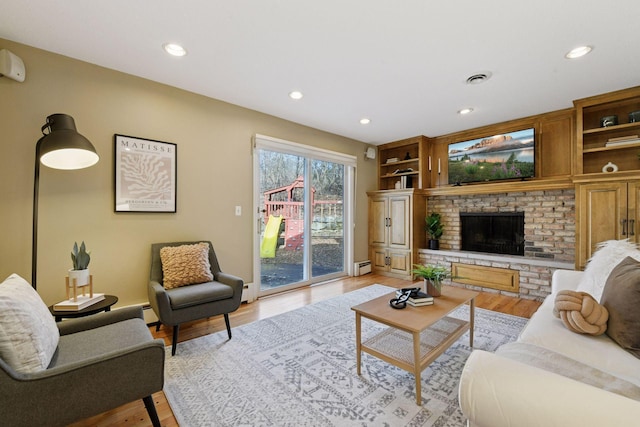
[424,176,573,196]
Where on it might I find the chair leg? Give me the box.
[224,313,232,339]
[171,324,180,356]
[143,395,161,427]
[155,322,161,332]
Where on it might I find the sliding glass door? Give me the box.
[310,159,344,278]
[254,135,354,297]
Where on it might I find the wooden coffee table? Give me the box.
[351,286,479,405]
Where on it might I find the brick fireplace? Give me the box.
[419,189,576,300]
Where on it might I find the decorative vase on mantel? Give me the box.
[426,279,442,297]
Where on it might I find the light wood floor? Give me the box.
[68,274,541,427]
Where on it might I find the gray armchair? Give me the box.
[0,306,165,427]
[148,241,244,355]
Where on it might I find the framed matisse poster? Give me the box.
[114,134,177,212]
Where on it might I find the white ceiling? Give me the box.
[2,1,639,144]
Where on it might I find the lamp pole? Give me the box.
[31,137,43,289]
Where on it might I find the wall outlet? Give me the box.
[235,205,242,216]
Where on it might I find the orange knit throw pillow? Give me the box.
[553,290,608,336]
[160,243,213,289]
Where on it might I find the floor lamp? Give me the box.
[32,113,99,289]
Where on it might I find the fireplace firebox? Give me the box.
[460,212,525,256]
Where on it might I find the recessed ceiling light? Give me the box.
[565,45,593,59]
[360,118,371,125]
[458,108,474,115]
[289,91,303,100]
[163,43,187,57]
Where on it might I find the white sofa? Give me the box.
[459,268,640,427]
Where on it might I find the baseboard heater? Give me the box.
[353,260,372,276]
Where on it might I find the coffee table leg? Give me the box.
[469,298,475,348]
[413,331,421,405]
[356,313,362,375]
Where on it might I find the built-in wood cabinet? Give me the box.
[575,177,640,269]
[404,109,575,190]
[377,136,429,190]
[369,86,640,278]
[572,87,640,269]
[575,86,640,175]
[368,189,425,279]
[539,109,575,178]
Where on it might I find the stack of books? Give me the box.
[395,289,434,306]
[53,293,105,311]
[605,135,640,147]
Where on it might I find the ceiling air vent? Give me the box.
[466,72,491,85]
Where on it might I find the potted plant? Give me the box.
[411,263,451,297]
[425,212,444,250]
[69,241,91,287]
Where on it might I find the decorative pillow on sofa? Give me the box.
[600,256,640,359]
[0,273,60,373]
[576,239,640,301]
[160,242,213,289]
[553,290,608,335]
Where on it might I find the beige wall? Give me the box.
[0,38,377,307]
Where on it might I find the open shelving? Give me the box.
[377,136,428,190]
[575,87,640,175]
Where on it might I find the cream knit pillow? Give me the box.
[160,243,213,289]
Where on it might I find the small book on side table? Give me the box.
[396,289,434,306]
[53,293,105,311]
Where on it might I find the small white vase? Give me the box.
[68,268,90,287]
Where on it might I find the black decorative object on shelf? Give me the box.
[600,115,618,127]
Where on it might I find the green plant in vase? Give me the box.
[69,241,91,287]
[425,212,444,250]
[411,263,451,297]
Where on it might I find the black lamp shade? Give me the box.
[38,114,99,170]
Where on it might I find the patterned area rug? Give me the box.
[164,284,528,426]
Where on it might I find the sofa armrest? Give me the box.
[459,350,640,427]
[148,280,172,320]
[16,337,165,381]
[57,306,143,336]
[215,271,244,295]
[551,269,583,293]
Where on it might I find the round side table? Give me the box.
[49,295,118,322]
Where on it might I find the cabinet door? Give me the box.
[628,182,640,244]
[539,112,573,177]
[369,196,388,246]
[577,182,626,268]
[388,194,411,249]
[370,247,389,272]
[388,250,412,276]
